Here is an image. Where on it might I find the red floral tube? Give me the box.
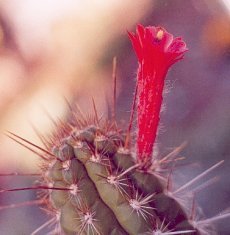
[128,24,188,166]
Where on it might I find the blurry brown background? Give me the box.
[0,0,229,234]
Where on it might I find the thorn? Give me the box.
[75,103,88,125]
[31,217,56,235]
[64,96,74,112]
[112,56,117,123]
[5,133,49,161]
[173,160,224,194]
[166,168,173,193]
[152,219,196,234]
[41,106,59,128]
[196,209,230,225]
[125,82,138,149]
[160,230,196,234]
[160,141,187,163]
[91,97,100,126]
[0,186,71,193]
[6,131,54,157]
[192,176,219,194]
[0,172,41,177]
[0,199,43,211]
[190,194,196,221]
[117,164,139,179]
[29,122,49,149]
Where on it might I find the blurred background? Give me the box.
[0,0,229,234]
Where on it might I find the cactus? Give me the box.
[1,24,229,235]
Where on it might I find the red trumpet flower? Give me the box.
[128,24,188,166]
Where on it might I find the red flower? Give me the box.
[128,24,187,166]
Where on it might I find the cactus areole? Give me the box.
[5,25,228,235]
